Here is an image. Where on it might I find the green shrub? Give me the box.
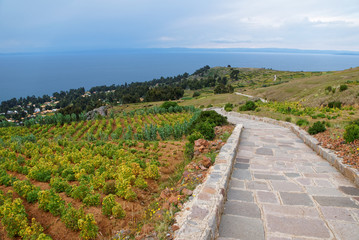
[102,181,116,195]
[78,214,98,240]
[224,103,233,112]
[339,84,348,92]
[308,121,326,135]
[160,101,178,109]
[187,131,203,144]
[194,121,215,140]
[285,117,292,122]
[192,91,200,97]
[28,166,52,182]
[50,177,71,193]
[112,204,125,219]
[191,110,228,128]
[38,190,65,216]
[71,184,90,201]
[344,124,359,143]
[328,101,342,109]
[102,194,116,216]
[61,204,85,231]
[325,86,332,92]
[239,101,257,111]
[296,119,309,126]
[184,142,194,160]
[83,194,100,207]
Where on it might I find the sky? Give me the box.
[1,0,359,53]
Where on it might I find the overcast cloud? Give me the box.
[0,0,358,52]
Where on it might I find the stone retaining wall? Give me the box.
[221,109,359,188]
[174,123,243,240]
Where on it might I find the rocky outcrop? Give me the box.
[85,106,108,120]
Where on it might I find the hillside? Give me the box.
[245,67,359,106]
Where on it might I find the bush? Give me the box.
[224,103,233,112]
[239,101,257,111]
[102,194,116,216]
[192,91,200,97]
[328,101,342,109]
[344,124,359,143]
[78,214,98,240]
[325,86,332,92]
[285,117,292,122]
[102,181,116,195]
[38,190,65,216]
[296,119,309,126]
[61,204,85,231]
[187,131,203,144]
[191,110,228,128]
[83,194,100,207]
[184,142,194,160]
[308,121,326,135]
[112,204,125,219]
[339,84,348,92]
[160,101,178,109]
[193,121,214,140]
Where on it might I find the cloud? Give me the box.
[0,0,359,52]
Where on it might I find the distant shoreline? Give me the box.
[1,47,359,56]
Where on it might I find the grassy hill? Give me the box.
[246,67,359,106]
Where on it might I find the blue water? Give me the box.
[1,49,359,102]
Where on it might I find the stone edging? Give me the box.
[219,109,359,188]
[174,123,243,240]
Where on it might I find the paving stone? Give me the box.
[280,192,314,206]
[314,179,334,188]
[218,215,265,240]
[313,166,338,173]
[256,191,279,204]
[296,178,313,186]
[263,204,320,218]
[229,179,245,189]
[271,181,303,192]
[234,163,249,169]
[305,186,344,196]
[256,147,273,155]
[313,196,359,208]
[250,164,270,170]
[328,221,359,240]
[266,215,331,238]
[232,169,252,180]
[338,186,359,196]
[320,206,356,222]
[284,172,300,178]
[266,236,291,240]
[246,181,270,190]
[241,141,256,147]
[254,174,286,180]
[296,166,315,173]
[227,189,254,202]
[236,157,250,163]
[224,201,261,218]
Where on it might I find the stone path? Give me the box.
[217,117,359,240]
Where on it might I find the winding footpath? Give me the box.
[218,115,359,240]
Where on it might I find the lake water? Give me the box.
[1,49,359,102]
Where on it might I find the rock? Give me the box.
[182,171,190,179]
[85,106,108,120]
[172,225,180,231]
[202,156,212,168]
[168,196,179,204]
[160,189,170,199]
[181,188,193,196]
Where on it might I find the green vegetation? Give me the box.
[308,121,326,135]
[239,101,257,111]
